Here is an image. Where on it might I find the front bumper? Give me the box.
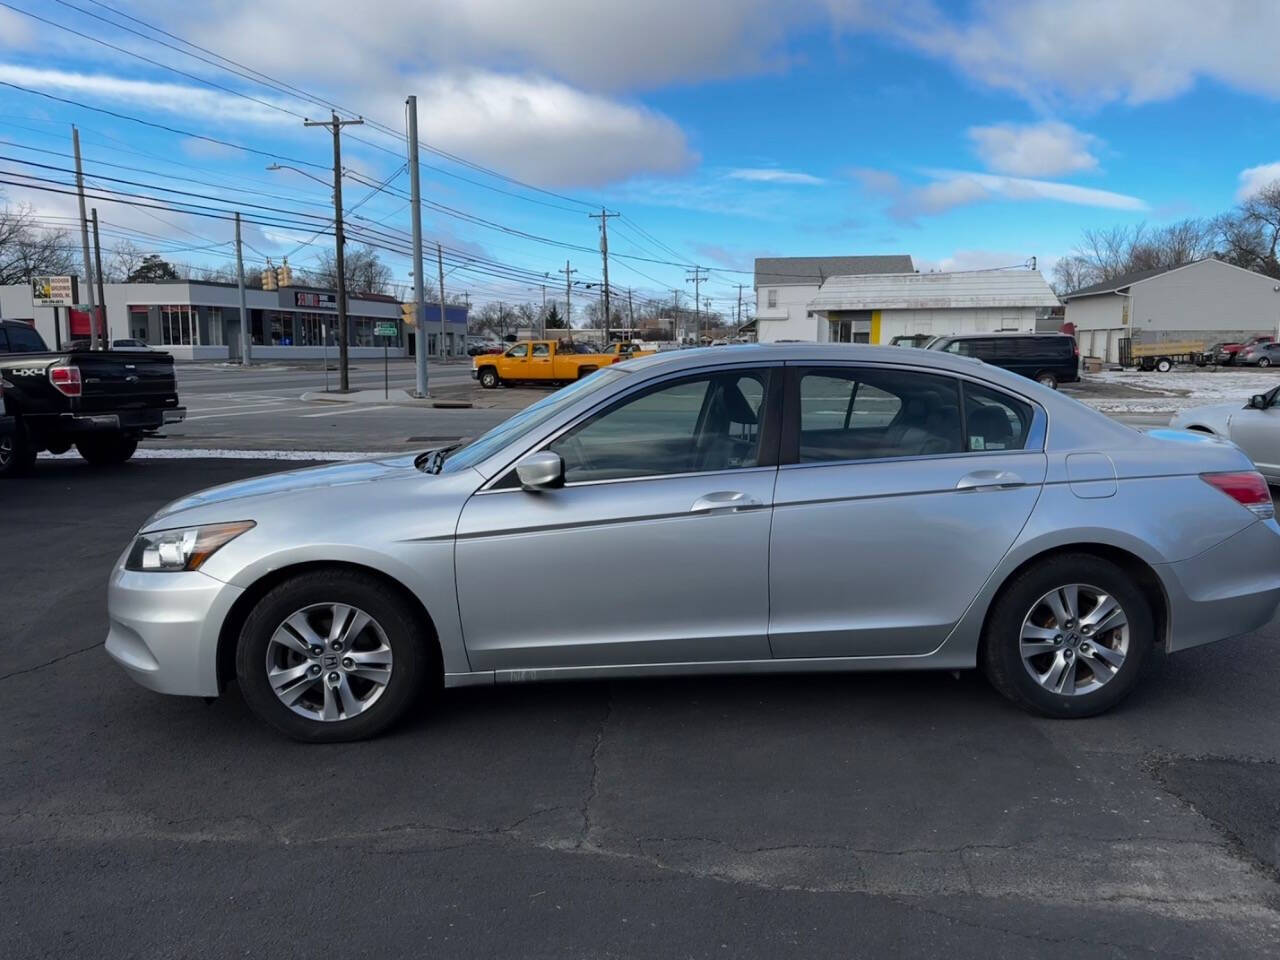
[105,563,243,697]
[470,368,479,380]
[1160,519,1280,652]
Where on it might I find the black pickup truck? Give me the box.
[0,319,185,477]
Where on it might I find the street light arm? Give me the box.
[266,163,331,187]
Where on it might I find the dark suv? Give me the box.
[927,333,1079,389]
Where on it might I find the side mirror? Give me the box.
[515,451,565,491]
[1250,394,1269,410]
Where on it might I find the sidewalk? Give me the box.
[300,382,544,410]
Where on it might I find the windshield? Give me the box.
[441,367,630,474]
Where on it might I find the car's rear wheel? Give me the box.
[981,554,1152,717]
[76,434,138,465]
[1034,371,1058,389]
[236,570,433,741]
[0,428,36,478]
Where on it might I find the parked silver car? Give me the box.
[1172,386,1280,481]
[107,345,1280,740]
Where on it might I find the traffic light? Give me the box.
[261,265,277,291]
[401,301,417,327]
[275,259,293,287]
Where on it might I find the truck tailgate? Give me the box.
[72,351,179,412]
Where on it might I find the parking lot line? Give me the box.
[184,405,317,421]
[298,405,396,418]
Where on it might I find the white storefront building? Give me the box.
[753,255,915,342]
[1062,259,1280,364]
[0,279,469,360]
[806,268,1061,344]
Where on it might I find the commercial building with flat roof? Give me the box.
[0,279,468,360]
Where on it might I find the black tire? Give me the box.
[981,553,1153,718]
[0,426,36,478]
[75,434,138,466]
[1034,371,1058,390]
[478,367,499,389]
[1259,357,1272,368]
[1155,358,1173,373]
[235,570,434,742]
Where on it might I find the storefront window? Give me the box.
[352,318,375,346]
[206,307,223,346]
[160,305,198,345]
[296,312,332,346]
[269,312,293,346]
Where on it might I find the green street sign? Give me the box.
[374,322,398,338]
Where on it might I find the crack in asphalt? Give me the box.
[0,642,101,682]
[578,684,612,850]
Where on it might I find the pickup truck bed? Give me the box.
[0,321,185,476]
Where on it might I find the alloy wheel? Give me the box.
[0,435,12,469]
[265,603,394,721]
[1019,583,1129,696]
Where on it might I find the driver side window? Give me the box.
[506,344,528,358]
[548,370,771,483]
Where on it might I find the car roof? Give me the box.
[931,332,1071,340]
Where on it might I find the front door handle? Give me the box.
[690,490,763,513]
[956,470,1025,491]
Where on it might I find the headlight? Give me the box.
[125,520,255,572]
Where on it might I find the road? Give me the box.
[164,359,513,452]
[4,459,1280,958]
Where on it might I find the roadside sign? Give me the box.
[31,275,78,307]
[374,322,398,338]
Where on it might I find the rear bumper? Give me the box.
[33,406,186,434]
[1160,519,1280,652]
[105,564,242,697]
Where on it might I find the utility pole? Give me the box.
[736,283,745,331]
[627,288,635,340]
[588,209,618,331]
[685,266,708,345]
[91,208,107,346]
[71,125,98,349]
[406,95,427,396]
[671,289,681,342]
[304,111,363,391]
[560,260,577,329]
[436,242,447,359]
[234,213,251,366]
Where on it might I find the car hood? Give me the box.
[1171,402,1241,426]
[145,454,422,528]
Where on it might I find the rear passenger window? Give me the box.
[797,369,962,462]
[4,324,45,352]
[963,382,1034,452]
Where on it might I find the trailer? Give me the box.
[1117,338,1208,372]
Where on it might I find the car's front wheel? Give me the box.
[478,367,500,389]
[235,570,434,741]
[981,553,1152,717]
[1259,357,1272,368]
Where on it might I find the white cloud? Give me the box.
[898,0,1280,107]
[726,168,825,185]
[0,64,287,126]
[412,72,695,188]
[1237,163,1280,201]
[0,63,694,189]
[857,166,1145,222]
[968,121,1099,177]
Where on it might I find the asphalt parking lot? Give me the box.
[4,457,1280,958]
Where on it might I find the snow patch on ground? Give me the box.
[1073,370,1280,414]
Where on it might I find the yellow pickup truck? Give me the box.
[473,340,618,388]
[600,342,656,360]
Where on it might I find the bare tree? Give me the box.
[0,203,77,285]
[1053,218,1218,294]
[103,239,145,282]
[306,244,392,294]
[1233,182,1280,278]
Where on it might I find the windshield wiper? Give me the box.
[416,441,464,474]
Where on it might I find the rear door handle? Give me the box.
[690,490,763,513]
[955,470,1025,492]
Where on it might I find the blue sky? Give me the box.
[2,1,1278,318]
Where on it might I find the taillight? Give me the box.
[1202,471,1274,520]
[49,364,81,397]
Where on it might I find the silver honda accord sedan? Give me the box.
[106,344,1280,740]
